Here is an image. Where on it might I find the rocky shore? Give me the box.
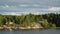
[0,26,43,30]
[0,22,43,30]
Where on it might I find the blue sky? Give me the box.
[0,0,60,15]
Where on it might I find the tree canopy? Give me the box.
[0,13,59,28]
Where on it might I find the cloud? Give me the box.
[6,12,17,15]
[5,5,9,8]
[19,4,28,7]
[2,12,21,15]
[0,0,60,15]
[1,5,9,8]
[2,12,33,15]
[0,4,60,15]
[2,12,16,15]
[19,4,41,7]
[47,7,60,11]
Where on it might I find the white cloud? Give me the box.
[0,4,9,8]
[47,7,60,11]
[1,6,60,15]
[31,4,40,7]
[19,4,28,7]
[3,12,17,15]
[5,5,9,8]
[10,12,17,15]
[19,4,41,7]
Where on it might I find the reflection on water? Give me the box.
[0,28,60,34]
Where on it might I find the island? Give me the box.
[0,13,59,30]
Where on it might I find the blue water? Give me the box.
[0,29,60,34]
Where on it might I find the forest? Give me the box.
[0,13,60,29]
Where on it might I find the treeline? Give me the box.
[0,13,60,27]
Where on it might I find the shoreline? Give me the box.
[0,26,59,30]
[0,26,43,30]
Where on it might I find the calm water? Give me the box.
[0,29,60,34]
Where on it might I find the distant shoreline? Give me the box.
[0,26,59,30]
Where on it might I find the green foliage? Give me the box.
[0,16,6,26]
[44,19,50,28]
[0,13,59,28]
[51,24,56,29]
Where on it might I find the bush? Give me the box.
[51,24,56,29]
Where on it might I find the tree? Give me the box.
[0,16,6,26]
[51,24,56,29]
[44,19,49,28]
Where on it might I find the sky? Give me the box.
[0,0,60,15]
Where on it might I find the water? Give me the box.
[0,29,60,34]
